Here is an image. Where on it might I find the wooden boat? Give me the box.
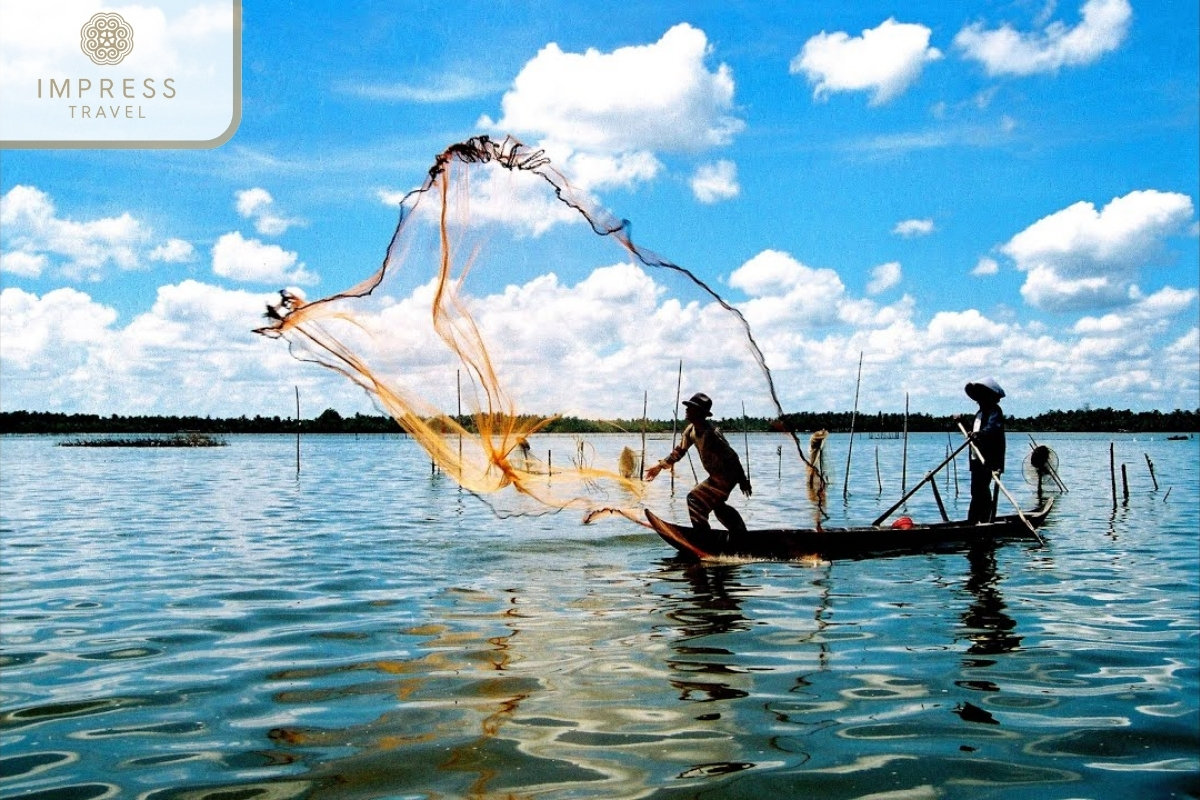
[646,497,1054,562]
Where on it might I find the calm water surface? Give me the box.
[2,432,1197,799]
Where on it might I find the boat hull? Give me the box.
[646,498,1054,561]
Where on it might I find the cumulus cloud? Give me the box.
[149,239,195,263]
[235,188,299,235]
[480,23,744,190]
[791,18,943,105]
[211,231,318,285]
[0,281,366,416]
[691,160,739,204]
[893,218,934,237]
[955,0,1132,76]
[1,185,146,280]
[972,257,1000,276]
[3,250,1197,417]
[867,261,902,295]
[1001,190,1196,311]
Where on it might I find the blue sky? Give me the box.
[1,0,1197,421]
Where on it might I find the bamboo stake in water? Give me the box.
[295,385,301,477]
[843,351,863,500]
[640,391,648,482]
[1145,453,1158,491]
[875,446,882,495]
[901,392,909,493]
[671,360,682,492]
[1109,442,1117,511]
[1121,463,1129,504]
[742,401,751,481]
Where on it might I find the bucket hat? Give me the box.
[682,392,713,417]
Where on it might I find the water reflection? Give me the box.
[960,542,1022,662]
[665,563,752,704]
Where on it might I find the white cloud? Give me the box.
[0,280,368,416]
[955,0,1132,76]
[149,238,195,263]
[3,253,1197,417]
[480,23,744,191]
[691,160,739,204]
[1,250,48,278]
[867,261,902,295]
[235,188,299,235]
[972,257,1000,276]
[1002,190,1196,311]
[211,232,318,285]
[927,308,1008,345]
[337,73,498,103]
[1,184,146,280]
[791,18,943,105]
[893,218,934,237]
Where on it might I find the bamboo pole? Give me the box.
[640,391,648,482]
[957,422,1041,542]
[875,446,882,495]
[295,386,301,476]
[929,473,950,522]
[900,392,910,493]
[871,438,971,526]
[742,401,751,481]
[843,351,863,500]
[950,432,960,498]
[1121,463,1129,504]
[671,360,682,492]
[1109,442,1117,511]
[1145,453,1158,491]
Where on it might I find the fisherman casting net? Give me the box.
[256,136,811,520]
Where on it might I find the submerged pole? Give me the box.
[901,392,909,493]
[875,446,882,495]
[742,400,751,481]
[295,385,301,476]
[1145,453,1158,491]
[641,391,648,482]
[1109,442,1117,511]
[671,360,682,492]
[843,351,863,500]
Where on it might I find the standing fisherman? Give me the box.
[645,393,752,535]
[964,378,1007,523]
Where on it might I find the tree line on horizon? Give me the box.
[1,406,1196,436]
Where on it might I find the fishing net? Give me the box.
[256,135,809,519]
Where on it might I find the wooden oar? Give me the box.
[957,422,1043,544]
[871,438,972,526]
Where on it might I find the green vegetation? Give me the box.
[2,407,1195,435]
[60,432,227,448]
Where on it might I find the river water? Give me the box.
[1,431,1197,799]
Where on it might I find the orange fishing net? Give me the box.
[256,136,809,519]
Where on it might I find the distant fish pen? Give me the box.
[59,432,227,448]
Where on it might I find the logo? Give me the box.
[80,12,135,66]
[3,0,241,149]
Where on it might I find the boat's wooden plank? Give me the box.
[646,497,1053,562]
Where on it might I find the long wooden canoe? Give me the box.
[646,497,1054,561]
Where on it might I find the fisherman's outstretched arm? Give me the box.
[645,428,693,481]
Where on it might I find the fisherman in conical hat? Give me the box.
[646,392,752,536]
[965,378,1007,524]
